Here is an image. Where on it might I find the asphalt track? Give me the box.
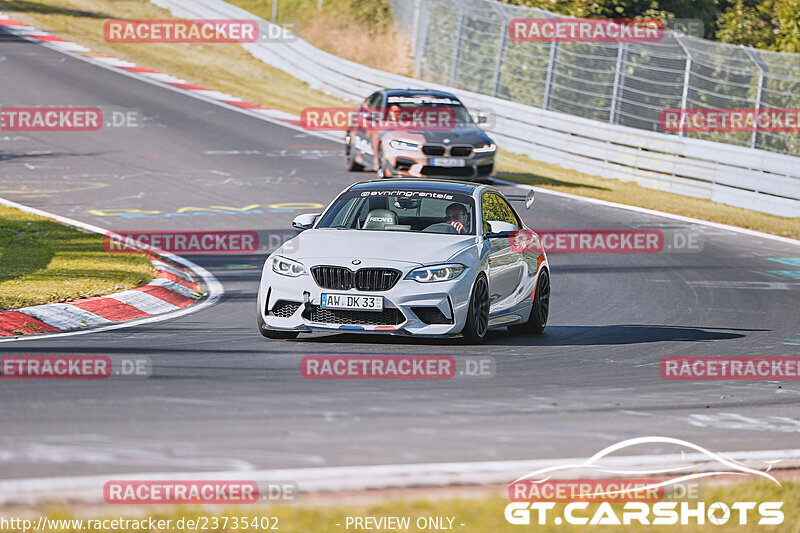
[1,27,799,482]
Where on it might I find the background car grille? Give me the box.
[309,306,404,325]
[422,145,446,156]
[450,146,473,157]
[271,300,301,318]
[312,266,400,291]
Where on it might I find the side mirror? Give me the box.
[505,190,535,210]
[483,220,517,240]
[292,213,320,230]
[473,112,489,129]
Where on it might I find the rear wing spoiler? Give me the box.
[505,189,535,210]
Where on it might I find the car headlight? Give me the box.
[271,256,306,277]
[390,139,420,151]
[473,143,496,154]
[405,264,465,283]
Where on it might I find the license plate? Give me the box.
[431,158,466,167]
[320,293,383,311]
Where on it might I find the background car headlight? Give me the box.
[272,256,306,277]
[405,264,465,283]
[390,139,420,151]
[473,143,496,154]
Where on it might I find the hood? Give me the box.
[278,229,477,268]
[386,127,492,146]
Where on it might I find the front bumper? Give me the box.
[259,267,474,336]
[386,152,495,182]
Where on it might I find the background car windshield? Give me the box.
[317,190,476,235]
[384,96,474,126]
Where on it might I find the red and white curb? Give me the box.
[0,196,222,343]
[0,13,304,125]
[0,257,202,338]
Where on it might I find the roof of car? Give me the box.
[350,179,483,196]
[382,88,459,100]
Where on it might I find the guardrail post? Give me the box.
[743,46,767,150]
[411,0,422,59]
[450,2,466,87]
[675,35,692,137]
[609,42,627,124]
[543,40,558,110]
[490,4,509,98]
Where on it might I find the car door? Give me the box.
[481,192,525,314]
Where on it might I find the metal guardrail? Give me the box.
[152,0,800,217]
[392,0,800,156]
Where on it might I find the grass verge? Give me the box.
[2,0,798,239]
[0,204,154,309]
[20,479,800,532]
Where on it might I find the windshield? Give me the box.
[317,189,477,235]
[383,95,475,127]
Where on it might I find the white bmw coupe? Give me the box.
[257,179,549,343]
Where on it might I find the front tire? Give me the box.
[509,269,549,335]
[376,148,391,178]
[346,140,364,171]
[461,275,489,344]
[257,307,299,339]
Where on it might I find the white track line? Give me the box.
[1,447,799,502]
[0,197,224,343]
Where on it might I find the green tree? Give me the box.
[717,0,800,53]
